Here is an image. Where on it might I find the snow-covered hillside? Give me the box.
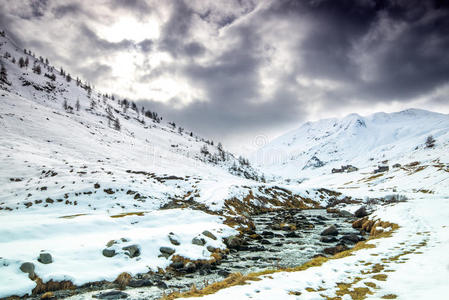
[255,109,449,180]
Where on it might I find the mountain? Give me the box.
[254,109,449,180]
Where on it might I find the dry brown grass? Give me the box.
[33,278,75,295]
[114,272,131,289]
[110,211,146,218]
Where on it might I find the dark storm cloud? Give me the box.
[52,3,84,18]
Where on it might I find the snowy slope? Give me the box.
[0,32,338,298]
[254,109,449,180]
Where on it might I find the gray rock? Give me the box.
[168,233,180,246]
[122,244,140,258]
[171,261,184,269]
[341,234,364,243]
[38,252,53,264]
[106,240,116,247]
[225,236,242,249]
[192,237,206,246]
[93,290,129,299]
[19,262,35,277]
[127,279,153,288]
[202,230,217,240]
[320,236,338,243]
[338,210,354,218]
[320,225,339,236]
[184,262,196,273]
[324,244,348,255]
[102,248,116,258]
[354,206,368,218]
[159,246,175,256]
[207,245,217,252]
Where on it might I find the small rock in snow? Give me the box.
[102,248,116,258]
[202,230,217,240]
[122,244,140,258]
[192,237,206,246]
[38,252,53,264]
[19,262,35,277]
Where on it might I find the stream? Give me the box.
[59,209,363,300]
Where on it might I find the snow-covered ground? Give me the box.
[176,196,449,299]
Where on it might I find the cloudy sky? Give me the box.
[1,0,449,152]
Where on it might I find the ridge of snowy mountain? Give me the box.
[254,108,449,179]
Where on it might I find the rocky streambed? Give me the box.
[36,209,365,300]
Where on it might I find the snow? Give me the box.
[0,209,236,297]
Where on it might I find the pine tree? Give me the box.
[24,57,29,68]
[33,64,41,74]
[75,99,80,111]
[66,74,71,82]
[63,99,68,110]
[425,135,436,148]
[114,117,121,131]
[0,63,9,85]
[18,57,25,68]
[11,57,16,64]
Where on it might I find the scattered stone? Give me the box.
[184,262,196,273]
[155,280,168,289]
[38,252,53,264]
[261,231,275,237]
[225,236,242,249]
[159,247,175,257]
[207,246,217,252]
[94,183,100,189]
[320,225,339,236]
[217,269,231,277]
[354,206,368,218]
[260,239,271,245]
[320,236,338,243]
[127,279,153,288]
[122,245,140,258]
[324,244,348,255]
[285,231,300,238]
[338,210,353,218]
[106,240,116,247]
[202,230,217,240]
[19,262,35,277]
[168,232,180,246]
[104,188,115,194]
[192,237,206,246]
[45,198,54,203]
[341,234,364,244]
[171,261,184,269]
[93,290,129,299]
[102,248,116,258]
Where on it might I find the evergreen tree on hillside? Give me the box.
[114,117,121,131]
[18,57,25,68]
[0,62,10,85]
[24,57,29,68]
[75,99,80,111]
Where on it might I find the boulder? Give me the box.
[320,225,339,236]
[192,237,206,246]
[122,245,140,258]
[341,234,364,244]
[324,244,348,255]
[127,279,153,288]
[320,236,338,243]
[225,236,242,249]
[202,230,217,240]
[159,247,175,257]
[19,262,35,277]
[168,232,180,246]
[102,248,116,258]
[354,206,368,218]
[38,252,53,264]
[92,290,129,299]
[184,262,196,273]
[106,240,117,247]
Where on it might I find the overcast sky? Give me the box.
[1,0,449,153]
